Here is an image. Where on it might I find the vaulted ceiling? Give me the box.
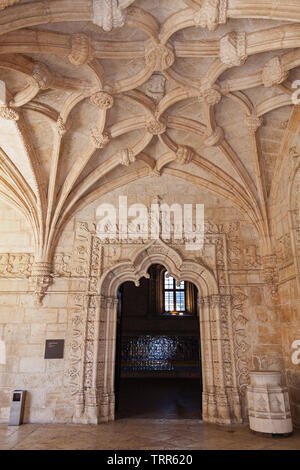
[0,0,299,264]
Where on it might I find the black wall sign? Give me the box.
[44,339,65,359]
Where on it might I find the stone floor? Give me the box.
[0,420,300,450]
[116,377,202,419]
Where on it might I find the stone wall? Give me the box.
[0,176,298,425]
[270,146,300,427]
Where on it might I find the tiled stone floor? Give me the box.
[0,420,300,450]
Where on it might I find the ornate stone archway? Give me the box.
[289,162,300,296]
[72,239,244,425]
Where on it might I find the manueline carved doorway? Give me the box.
[73,239,245,425]
[114,263,202,419]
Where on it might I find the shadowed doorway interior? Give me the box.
[114,264,202,420]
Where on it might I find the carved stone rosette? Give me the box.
[145,116,167,135]
[90,92,114,110]
[68,34,93,66]
[145,42,175,72]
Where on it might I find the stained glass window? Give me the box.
[164,271,186,312]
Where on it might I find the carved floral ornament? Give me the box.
[0,105,19,120]
[90,92,114,110]
[145,42,175,72]
[145,116,167,135]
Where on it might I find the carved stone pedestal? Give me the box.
[247,371,293,435]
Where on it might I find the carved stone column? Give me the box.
[209,295,231,424]
[200,297,217,422]
[200,294,242,424]
[85,295,102,424]
[98,295,118,422]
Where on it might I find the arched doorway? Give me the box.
[92,239,243,426]
[114,264,202,419]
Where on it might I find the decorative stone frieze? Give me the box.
[0,253,33,277]
[262,254,279,298]
[262,57,289,87]
[219,32,247,67]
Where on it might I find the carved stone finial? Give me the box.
[90,128,111,148]
[90,91,114,110]
[0,105,19,121]
[198,86,222,106]
[219,32,247,67]
[145,42,175,72]
[68,34,93,66]
[56,117,72,136]
[145,116,167,135]
[262,57,289,87]
[118,148,136,166]
[0,0,21,10]
[176,145,194,165]
[29,262,53,306]
[32,62,53,90]
[93,0,126,32]
[204,126,224,147]
[245,114,263,135]
[193,0,228,31]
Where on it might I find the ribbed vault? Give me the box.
[0,0,299,302]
